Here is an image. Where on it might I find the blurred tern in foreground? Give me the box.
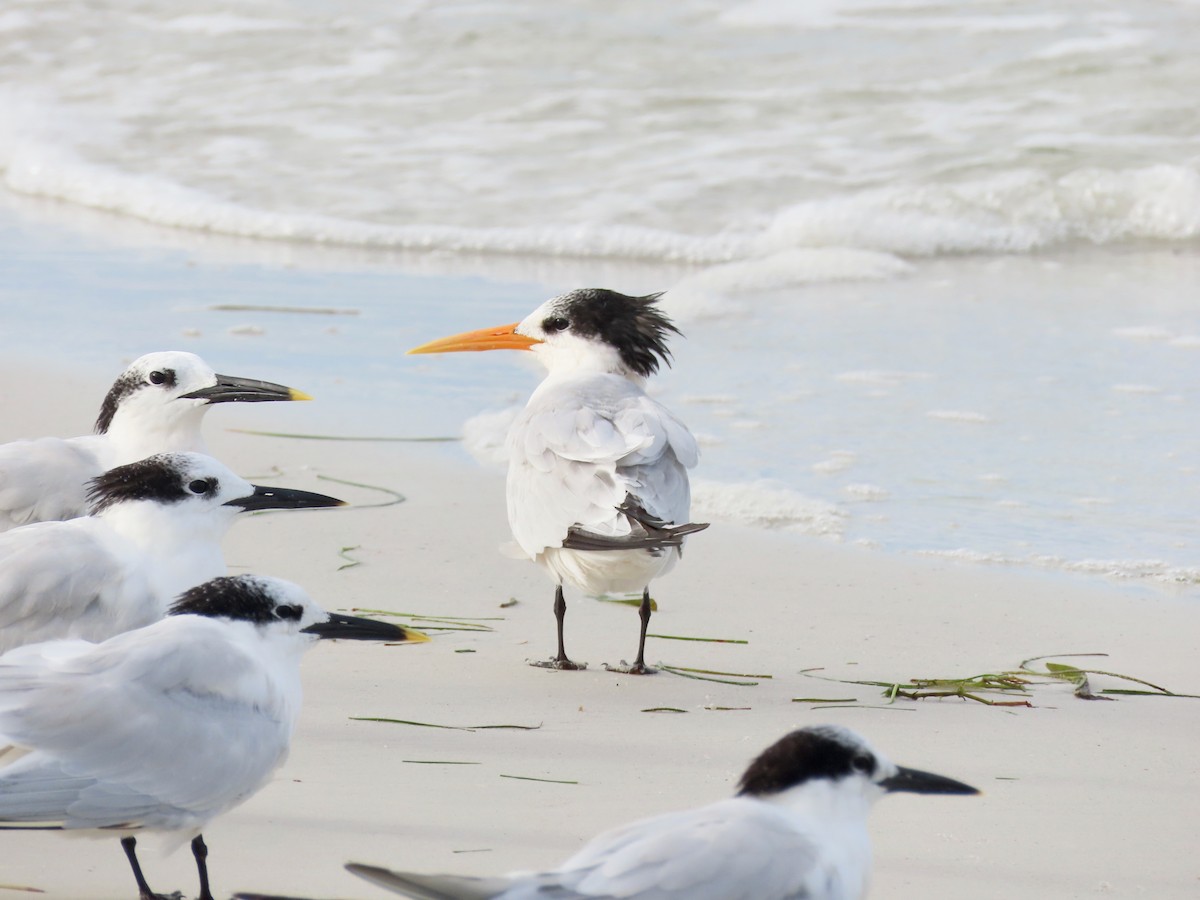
[233,725,976,900]
[0,350,311,531]
[410,289,707,673]
[0,574,427,900]
[0,452,344,652]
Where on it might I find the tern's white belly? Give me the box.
[537,545,679,595]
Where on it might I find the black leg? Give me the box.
[630,587,655,674]
[603,587,657,675]
[529,585,585,670]
[121,836,158,900]
[192,834,214,900]
[554,584,568,661]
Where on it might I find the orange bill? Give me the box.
[407,322,542,354]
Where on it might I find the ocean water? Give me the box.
[0,0,1197,591]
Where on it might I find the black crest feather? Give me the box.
[86,455,190,514]
[558,289,679,378]
[94,366,178,434]
[95,372,142,435]
[737,728,875,797]
[169,576,280,623]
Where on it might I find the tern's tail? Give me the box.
[562,496,710,554]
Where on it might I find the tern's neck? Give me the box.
[533,343,645,384]
[101,503,231,562]
[765,780,874,893]
[104,405,209,462]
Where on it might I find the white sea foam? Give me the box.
[843,483,890,501]
[926,410,992,424]
[2,1,1199,269]
[690,480,846,536]
[920,549,1200,586]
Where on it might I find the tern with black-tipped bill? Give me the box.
[410,289,708,673]
[0,451,344,652]
[0,350,311,531]
[235,725,976,900]
[0,574,427,900]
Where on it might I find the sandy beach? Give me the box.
[1,366,1197,900]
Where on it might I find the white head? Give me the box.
[86,452,345,543]
[95,351,309,457]
[408,289,680,381]
[167,574,429,647]
[737,725,979,814]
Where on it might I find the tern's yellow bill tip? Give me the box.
[399,628,432,643]
[288,388,314,401]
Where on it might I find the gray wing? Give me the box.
[346,801,827,900]
[521,800,825,900]
[0,519,155,652]
[507,377,700,558]
[0,619,291,830]
[0,436,102,531]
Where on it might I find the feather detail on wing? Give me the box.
[0,619,292,830]
[561,496,709,554]
[506,376,702,559]
[0,436,103,532]
[0,520,154,652]
[547,799,825,900]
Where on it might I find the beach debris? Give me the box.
[350,717,541,732]
[647,632,748,644]
[641,707,688,713]
[228,427,459,442]
[210,303,359,315]
[316,473,406,508]
[350,610,499,633]
[596,592,659,611]
[659,664,768,686]
[801,653,1200,708]
[336,545,361,571]
[499,774,578,785]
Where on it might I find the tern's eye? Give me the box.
[542,316,569,334]
[188,479,215,495]
[851,754,874,774]
[149,371,167,385]
[275,604,303,621]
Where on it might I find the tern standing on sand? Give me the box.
[0,574,427,900]
[0,350,310,531]
[341,725,978,900]
[410,289,707,673]
[0,452,344,652]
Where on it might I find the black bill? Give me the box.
[880,766,979,796]
[301,613,429,643]
[181,374,312,404]
[224,485,346,511]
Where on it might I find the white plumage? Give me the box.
[0,574,424,900]
[507,371,698,595]
[0,452,343,653]
[344,725,979,900]
[0,351,309,532]
[409,289,707,673]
